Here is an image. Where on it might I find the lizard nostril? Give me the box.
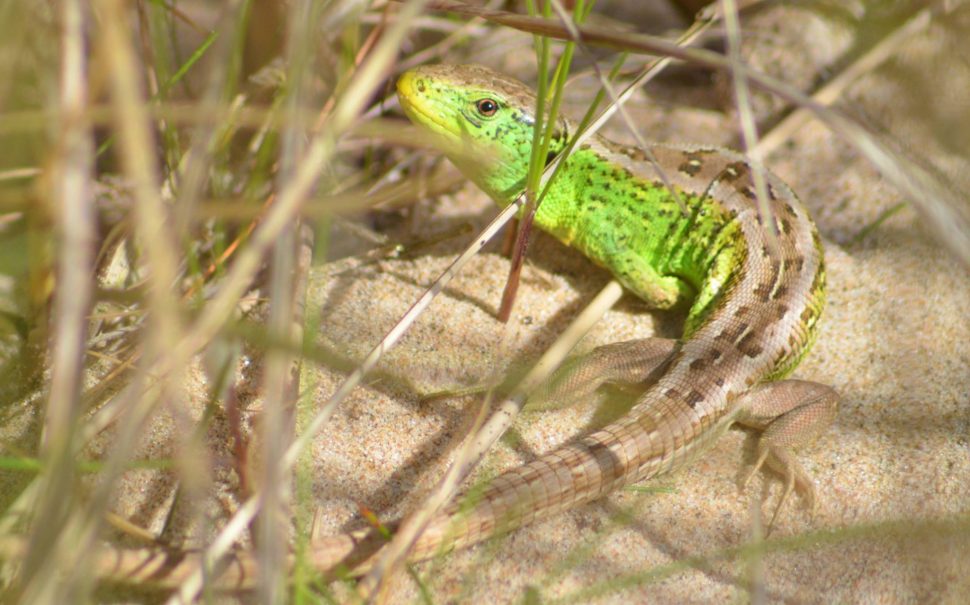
[416,80,426,93]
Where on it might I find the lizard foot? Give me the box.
[735,379,839,531]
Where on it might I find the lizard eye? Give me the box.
[475,98,499,117]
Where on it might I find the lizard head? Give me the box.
[397,64,568,204]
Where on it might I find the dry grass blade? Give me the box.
[17,0,95,601]
[740,5,968,264]
[840,118,970,267]
[752,5,935,158]
[722,0,776,245]
[254,0,320,599]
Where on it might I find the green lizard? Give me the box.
[30,64,838,588]
[380,63,839,562]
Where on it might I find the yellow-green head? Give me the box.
[397,64,568,203]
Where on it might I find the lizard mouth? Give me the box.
[396,70,461,144]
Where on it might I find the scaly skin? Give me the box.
[12,65,837,590]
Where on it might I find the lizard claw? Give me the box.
[739,447,770,491]
[742,443,817,534]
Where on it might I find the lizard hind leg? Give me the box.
[734,380,839,531]
[526,337,678,411]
